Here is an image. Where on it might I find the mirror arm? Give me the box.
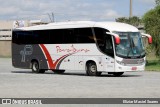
[141,33,152,44]
[106,32,120,45]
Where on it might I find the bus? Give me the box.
[12,21,152,76]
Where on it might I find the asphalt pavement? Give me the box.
[0,58,160,106]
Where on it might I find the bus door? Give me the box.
[103,34,115,72]
[94,28,115,72]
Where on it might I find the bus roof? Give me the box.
[16,21,139,32]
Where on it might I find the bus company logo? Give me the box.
[20,45,33,62]
[2,99,11,104]
[56,45,90,53]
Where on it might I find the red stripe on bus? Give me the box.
[40,44,54,69]
[40,44,77,70]
[54,53,74,69]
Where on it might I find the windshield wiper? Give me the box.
[127,35,139,58]
[126,34,133,58]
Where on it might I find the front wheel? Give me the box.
[32,61,45,73]
[86,62,101,76]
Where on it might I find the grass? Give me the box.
[144,52,160,71]
[145,59,160,71]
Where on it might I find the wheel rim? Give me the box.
[90,65,97,73]
[33,62,38,71]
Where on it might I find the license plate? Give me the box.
[131,67,137,70]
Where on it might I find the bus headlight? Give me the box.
[116,60,125,66]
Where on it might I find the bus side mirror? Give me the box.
[106,32,120,45]
[141,33,152,44]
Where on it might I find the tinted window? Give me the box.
[94,28,114,57]
[49,29,64,44]
[49,28,94,44]
[13,31,29,44]
[12,28,95,44]
[33,30,50,44]
[12,32,19,43]
[24,31,35,44]
[63,29,75,43]
[74,28,95,43]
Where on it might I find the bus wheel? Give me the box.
[52,70,65,74]
[86,62,100,76]
[32,61,45,73]
[113,72,124,77]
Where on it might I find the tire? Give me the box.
[113,72,124,77]
[32,61,45,73]
[52,70,65,74]
[86,62,101,76]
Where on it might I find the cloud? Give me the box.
[0,6,19,15]
[0,0,153,22]
[0,0,121,21]
[105,10,120,19]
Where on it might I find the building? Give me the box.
[0,21,14,41]
[0,20,47,57]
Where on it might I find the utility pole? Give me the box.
[130,0,132,17]
[48,13,52,22]
[47,13,55,22]
[52,12,55,22]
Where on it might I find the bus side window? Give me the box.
[16,32,26,44]
[32,30,50,44]
[74,28,95,43]
[63,29,75,44]
[12,32,18,44]
[94,28,114,58]
[94,28,105,50]
[25,31,34,44]
[49,29,64,44]
[104,34,114,56]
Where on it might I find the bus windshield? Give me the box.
[114,32,145,58]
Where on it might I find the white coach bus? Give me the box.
[12,21,152,76]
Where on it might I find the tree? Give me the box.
[128,16,141,27]
[116,16,141,27]
[142,5,160,56]
[156,0,160,6]
[115,17,129,23]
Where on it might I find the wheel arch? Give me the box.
[85,58,99,71]
[30,59,40,69]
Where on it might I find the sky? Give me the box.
[0,0,156,22]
